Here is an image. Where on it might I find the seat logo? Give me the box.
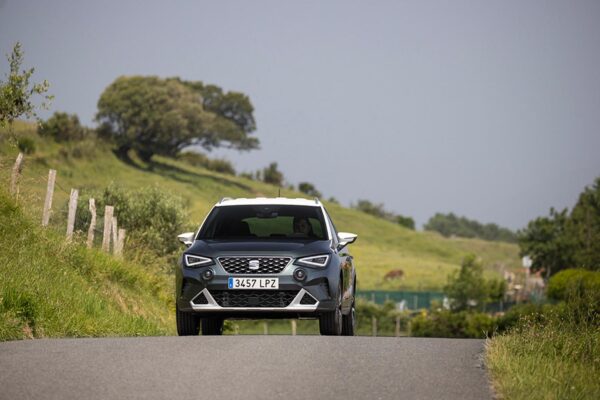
[248,259,260,270]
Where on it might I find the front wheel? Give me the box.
[342,301,356,336]
[202,318,224,335]
[176,306,200,336]
[319,280,343,336]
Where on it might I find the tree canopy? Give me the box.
[353,199,415,230]
[38,112,88,142]
[298,182,322,198]
[95,76,259,161]
[518,177,600,276]
[0,42,52,128]
[424,213,516,243]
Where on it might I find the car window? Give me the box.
[198,205,327,240]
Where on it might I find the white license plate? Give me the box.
[228,277,279,290]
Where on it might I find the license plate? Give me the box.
[228,277,279,289]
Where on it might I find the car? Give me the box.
[175,197,358,336]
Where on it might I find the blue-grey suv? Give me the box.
[175,197,358,336]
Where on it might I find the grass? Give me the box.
[0,189,175,340]
[1,122,521,292]
[486,308,600,399]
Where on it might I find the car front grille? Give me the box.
[210,290,299,308]
[218,256,291,274]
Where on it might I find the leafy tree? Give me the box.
[566,177,600,270]
[424,212,516,242]
[261,162,284,186]
[38,112,87,142]
[0,42,52,128]
[518,208,574,277]
[96,76,259,161]
[353,199,415,229]
[444,254,488,311]
[298,182,322,198]
[175,79,259,151]
[395,214,415,230]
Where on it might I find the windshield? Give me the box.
[198,205,328,241]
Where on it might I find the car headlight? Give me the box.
[295,254,330,268]
[184,254,213,267]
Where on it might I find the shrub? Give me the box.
[17,137,35,154]
[177,151,236,175]
[547,268,600,301]
[298,182,322,198]
[410,310,496,338]
[261,162,284,186]
[73,183,189,256]
[38,112,88,142]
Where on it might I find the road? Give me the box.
[0,336,492,400]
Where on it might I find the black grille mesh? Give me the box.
[300,292,317,305]
[218,257,291,274]
[210,290,298,308]
[192,292,209,305]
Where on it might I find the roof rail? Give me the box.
[219,197,233,204]
[314,197,320,204]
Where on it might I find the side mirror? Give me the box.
[337,232,358,248]
[177,232,195,247]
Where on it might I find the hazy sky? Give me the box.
[1,0,599,229]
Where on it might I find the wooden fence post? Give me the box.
[115,229,126,257]
[41,169,57,227]
[87,198,96,248]
[291,320,297,336]
[395,316,401,337]
[66,188,79,242]
[372,316,377,337]
[263,322,269,335]
[10,152,24,198]
[102,206,114,252]
[111,216,118,253]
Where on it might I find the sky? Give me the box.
[1,0,599,230]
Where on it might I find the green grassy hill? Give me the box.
[1,121,521,292]
[0,189,174,340]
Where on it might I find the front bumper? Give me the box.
[177,260,336,317]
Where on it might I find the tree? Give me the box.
[424,212,516,242]
[395,214,415,230]
[175,79,259,151]
[96,76,259,161]
[298,182,322,198]
[0,42,52,128]
[566,177,600,270]
[354,199,389,219]
[261,162,284,186]
[517,208,574,277]
[38,112,87,141]
[444,254,488,311]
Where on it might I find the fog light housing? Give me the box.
[293,268,307,281]
[202,269,214,281]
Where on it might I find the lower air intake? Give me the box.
[210,290,298,308]
[192,292,209,305]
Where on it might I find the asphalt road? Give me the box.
[0,336,492,400]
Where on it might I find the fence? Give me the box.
[357,290,446,310]
[8,152,126,257]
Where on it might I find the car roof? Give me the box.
[215,197,322,207]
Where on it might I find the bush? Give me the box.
[38,112,88,142]
[547,269,600,301]
[261,162,284,186]
[298,182,322,198]
[177,151,236,175]
[410,310,496,338]
[17,137,35,154]
[72,183,189,256]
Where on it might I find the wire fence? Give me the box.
[5,151,126,256]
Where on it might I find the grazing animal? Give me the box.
[384,269,404,280]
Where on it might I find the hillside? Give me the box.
[1,122,521,291]
[0,189,174,340]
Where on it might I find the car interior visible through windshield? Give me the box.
[198,205,328,240]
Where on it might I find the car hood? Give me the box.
[187,239,332,257]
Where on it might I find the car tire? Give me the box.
[176,306,200,336]
[342,301,356,336]
[319,280,343,336]
[202,318,224,335]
